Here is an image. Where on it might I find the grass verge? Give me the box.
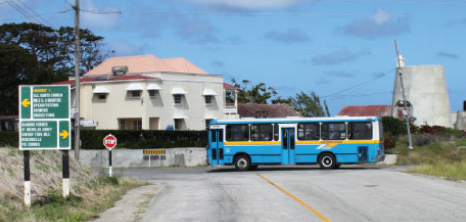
[0,148,145,222]
[391,137,466,180]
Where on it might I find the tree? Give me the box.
[0,43,39,115]
[0,22,109,76]
[290,91,330,117]
[230,78,280,104]
[0,23,110,115]
[228,79,331,117]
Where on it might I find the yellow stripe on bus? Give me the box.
[224,141,281,146]
[224,140,379,146]
[296,140,380,145]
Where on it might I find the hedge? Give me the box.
[0,131,19,147]
[0,130,207,149]
[78,130,207,149]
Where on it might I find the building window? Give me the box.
[149,90,156,98]
[321,122,346,140]
[250,124,273,141]
[297,123,320,140]
[97,94,107,100]
[226,124,249,141]
[131,90,141,98]
[174,95,182,104]
[118,119,125,130]
[133,119,142,129]
[348,122,372,140]
[205,96,212,104]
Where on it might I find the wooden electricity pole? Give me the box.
[74,0,81,160]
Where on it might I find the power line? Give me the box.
[322,68,395,99]
[17,0,52,26]
[5,0,42,24]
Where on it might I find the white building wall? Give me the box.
[391,65,451,127]
[78,72,225,130]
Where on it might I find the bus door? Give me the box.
[281,128,296,164]
[209,129,224,165]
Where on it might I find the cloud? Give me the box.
[314,77,330,85]
[437,51,459,59]
[340,8,409,39]
[264,28,310,43]
[179,0,311,9]
[211,60,224,68]
[312,48,370,65]
[325,71,354,78]
[173,15,219,44]
[106,41,146,57]
[226,36,243,44]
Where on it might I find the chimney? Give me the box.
[463,100,466,111]
[111,66,128,76]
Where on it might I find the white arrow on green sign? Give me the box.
[19,85,72,150]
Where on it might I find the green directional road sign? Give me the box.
[19,85,71,150]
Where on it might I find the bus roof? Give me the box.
[210,116,380,125]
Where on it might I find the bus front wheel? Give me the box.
[319,153,336,169]
[235,155,251,171]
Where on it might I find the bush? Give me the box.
[382,116,406,136]
[77,129,207,149]
[384,137,395,149]
[0,130,207,149]
[0,131,18,147]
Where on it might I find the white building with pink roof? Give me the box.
[53,55,238,130]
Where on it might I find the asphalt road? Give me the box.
[118,165,466,222]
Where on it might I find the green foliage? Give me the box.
[77,129,207,149]
[229,78,330,117]
[289,91,330,117]
[230,78,279,104]
[0,22,110,115]
[382,116,406,136]
[0,130,207,149]
[0,131,18,147]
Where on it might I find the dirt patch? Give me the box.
[89,184,164,222]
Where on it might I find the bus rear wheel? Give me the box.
[319,153,336,169]
[235,155,251,171]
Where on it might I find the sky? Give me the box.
[1,0,465,115]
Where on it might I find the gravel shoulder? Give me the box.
[89,183,164,222]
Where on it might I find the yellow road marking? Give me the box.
[257,174,332,222]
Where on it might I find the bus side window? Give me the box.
[211,130,217,142]
[349,122,372,140]
[322,122,346,140]
[226,124,249,141]
[219,130,223,142]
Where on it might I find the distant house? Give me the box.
[53,54,239,130]
[238,104,301,118]
[337,105,392,117]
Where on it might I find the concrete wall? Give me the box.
[451,111,466,130]
[73,148,207,168]
[392,65,451,127]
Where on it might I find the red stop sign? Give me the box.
[103,134,117,150]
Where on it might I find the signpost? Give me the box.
[19,85,71,206]
[103,134,117,176]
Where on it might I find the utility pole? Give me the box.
[74,0,81,160]
[394,40,413,150]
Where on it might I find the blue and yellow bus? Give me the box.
[207,117,385,170]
